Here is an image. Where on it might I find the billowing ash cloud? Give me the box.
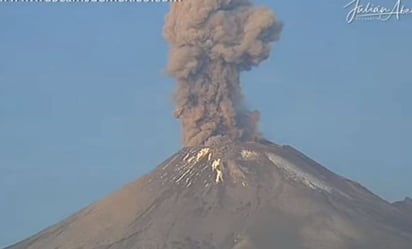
[164,0,282,147]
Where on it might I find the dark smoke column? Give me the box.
[164,0,282,147]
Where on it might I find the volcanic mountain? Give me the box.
[393,197,412,219]
[6,140,412,249]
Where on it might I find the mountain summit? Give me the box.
[6,141,412,249]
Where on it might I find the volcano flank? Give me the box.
[6,141,412,249]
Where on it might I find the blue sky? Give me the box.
[0,0,411,247]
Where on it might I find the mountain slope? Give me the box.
[393,197,412,218]
[6,141,412,249]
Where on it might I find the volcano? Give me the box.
[6,140,412,249]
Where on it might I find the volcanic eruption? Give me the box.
[4,1,412,249]
[164,0,282,146]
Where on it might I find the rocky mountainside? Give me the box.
[5,141,412,249]
[393,197,412,218]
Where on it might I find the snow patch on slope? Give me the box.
[241,150,259,160]
[265,153,332,193]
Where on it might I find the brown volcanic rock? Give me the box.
[5,142,412,249]
[393,197,412,218]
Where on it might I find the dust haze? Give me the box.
[164,0,282,147]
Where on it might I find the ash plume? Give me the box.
[164,0,282,147]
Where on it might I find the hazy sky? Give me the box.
[1,0,411,247]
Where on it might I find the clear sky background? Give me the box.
[0,0,411,247]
